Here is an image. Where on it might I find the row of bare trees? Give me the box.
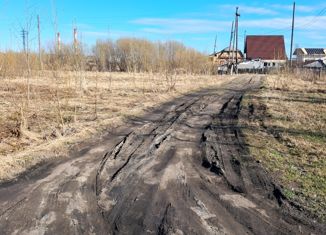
[0,44,84,78]
[93,38,212,74]
[0,38,214,78]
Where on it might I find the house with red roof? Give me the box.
[244,35,287,68]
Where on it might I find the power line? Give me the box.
[260,6,326,35]
[295,7,326,28]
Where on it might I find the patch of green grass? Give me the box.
[301,133,326,143]
[270,149,283,159]
[283,188,296,199]
[241,75,326,222]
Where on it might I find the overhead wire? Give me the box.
[259,6,326,35]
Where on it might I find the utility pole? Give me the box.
[235,7,240,74]
[57,32,61,51]
[231,25,236,75]
[21,28,29,55]
[244,30,247,60]
[228,21,234,69]
[37,15,43,70]
[290,2,296,67]
[73,27,78,53]
[213,34,217,54]
[21,29,27,52]
[26,30,29,54]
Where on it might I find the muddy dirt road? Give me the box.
[0,76,323,235]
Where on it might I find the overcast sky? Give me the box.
[0,0,325,55]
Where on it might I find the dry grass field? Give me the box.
[0,72,227,182]
[241,73,326,221]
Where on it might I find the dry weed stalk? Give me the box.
[94,73,99,119]
[52,89,64,133]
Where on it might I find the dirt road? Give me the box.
[0,76,323,235]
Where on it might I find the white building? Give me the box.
[294,48,326,63]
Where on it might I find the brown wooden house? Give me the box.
[210,47,244,65]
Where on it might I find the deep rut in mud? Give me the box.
[0,76,323,235]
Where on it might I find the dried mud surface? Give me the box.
[0,76,323,235]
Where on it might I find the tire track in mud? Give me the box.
[95,76,322,234]
[0,76,323,235]
[95,98,200,198]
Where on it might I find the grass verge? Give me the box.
[240,74,326,222]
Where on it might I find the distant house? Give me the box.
[244,35,287,68]
[294,48,326,63]
[210,47,244,66]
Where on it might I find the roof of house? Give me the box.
[294,48,326,55]
[210,47,243,57]
[220,47,242,53]
[245,35,287,60]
